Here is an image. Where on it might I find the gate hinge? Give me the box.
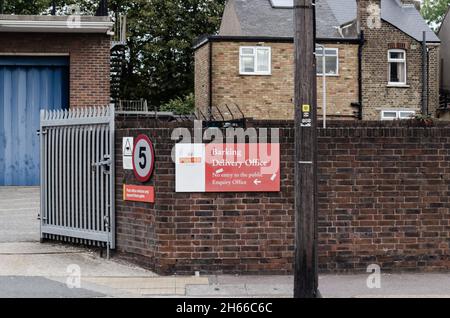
[36,129,48,136]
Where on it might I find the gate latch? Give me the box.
[92,155,112,174]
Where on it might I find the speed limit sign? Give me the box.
[132,134,155,183]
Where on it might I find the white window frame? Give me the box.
[316,47,339,76]
[388,49,407,86]
[381,109,415,121]
[239,46,272,75]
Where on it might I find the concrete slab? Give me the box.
[187,284,249,298]
[0,242,85,254]
[319,273,450,298]
[83,276,210,297]
[0,250,158,278]
[212,275,293,285]
[0,187,40,243]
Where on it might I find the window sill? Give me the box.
[386,84,410,88]
[239,73,272,76]
[317,74,339,77]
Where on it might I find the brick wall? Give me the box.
[428,45,440,117]
[194,42,211,117]
[115,116,295,274]
[195,41,359,120]
[358,0,440,120]
[115,116,450,275]
[0,32,111,108]
[318,122,450,272]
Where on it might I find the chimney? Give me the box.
[356,0,381,33]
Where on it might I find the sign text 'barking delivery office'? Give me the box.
[175,143,280,193]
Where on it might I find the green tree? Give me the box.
[1,0,226,108]
[1,0,50,14]
[421,0,450,28]
[0,0,97,15]
[110,0,225,107]
[160,93,195,115]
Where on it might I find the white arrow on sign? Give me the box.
[254,179,262,186]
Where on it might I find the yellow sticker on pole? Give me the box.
[302,104,310,112]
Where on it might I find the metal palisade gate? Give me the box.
[40,106,115,253]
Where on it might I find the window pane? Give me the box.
[241,56,255,73]
[325,49,337,56]
[390,51,404,60]
[257,49,270,72]
[389,61,405,83]
[399,111,415,119]
[383,111,397,118]
[325,56,337,75]
[397,62,405,82]
[317,56,337,75]
[241,48,254,55]
[316,47,323,55]
[390,62,399,82]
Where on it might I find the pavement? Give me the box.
[1,187,450,298]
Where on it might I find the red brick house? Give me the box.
[194,0,440,121]
[0,14,112,186]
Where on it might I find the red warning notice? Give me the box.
[123,184,155,203]
[205,143,280,192]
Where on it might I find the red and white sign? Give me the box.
[123,184,155,203]
[176,143,280,193]
[132,134,155,183]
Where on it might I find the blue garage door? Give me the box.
[0,57,69,186]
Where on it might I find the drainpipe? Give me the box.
[208,41,213,121]
[357,31,364,120]
[422,31,428,116]
[427,42,430,115]
[316,44,327,128]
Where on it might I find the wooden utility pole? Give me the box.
[293,0,319,298]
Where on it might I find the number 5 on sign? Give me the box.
[132,134,155,183]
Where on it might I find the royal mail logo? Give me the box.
[179,157,203,164]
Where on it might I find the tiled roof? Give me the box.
[222,0,439,42]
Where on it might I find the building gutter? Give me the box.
[209,41,213,120]
[0,16,113,34]
[193,35,362,50]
